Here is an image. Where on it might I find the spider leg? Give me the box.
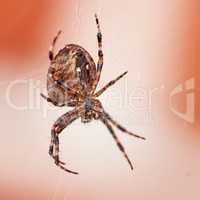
[92,14,104,93]
[50,108,81,174]
[94,71,128,97]
[40,93,65,107]
[104,111,146,140]
[49,30,62,61]
[49,131,65,165]
[100,116,133,170]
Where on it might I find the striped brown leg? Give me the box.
[49,30,62,61]
[50,109,80,174]
[49,132,65,165]
[104,111,146,140]
[92,14,104,93]
[100,116,133,170]
[40,93,65,107]
[94,71,128,97]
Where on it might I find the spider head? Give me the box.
[81,97,101,123]
[85,97,93,112]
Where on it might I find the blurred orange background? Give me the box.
[0,0,199,199]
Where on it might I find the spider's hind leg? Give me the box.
[49,30,62,61]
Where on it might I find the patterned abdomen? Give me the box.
[47,44,97,106]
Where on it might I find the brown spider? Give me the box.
[41,14,145,174]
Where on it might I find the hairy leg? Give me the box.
[104,111,146,140]
[50,108,81,174]
[94,71,128,97]
[49,30,62,61]
[100,116,133,170]
[40,93,66,107]
[92,14,104,93]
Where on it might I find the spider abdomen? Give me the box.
[47,44,97,106]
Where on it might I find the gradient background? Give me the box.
[0,0,199,199]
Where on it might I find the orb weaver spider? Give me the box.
[41,14,145,174]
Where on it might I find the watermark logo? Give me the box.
[3,76,196,124]
[3,77,162,124]
[169,78,195,123]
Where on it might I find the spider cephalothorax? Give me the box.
[41,14,145,174]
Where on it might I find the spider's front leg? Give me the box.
[49,108,81,174]
[94,71,128,97]
[92,14,104,93]
[49,30,62,61]
[92,106,145,170]
[104,111,146,140]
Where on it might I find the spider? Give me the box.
[41,14,145,174]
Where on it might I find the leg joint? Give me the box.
[98,50,103,57]
[49,51,53,61]
[52,124,62,134]
[97,32,102,43]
